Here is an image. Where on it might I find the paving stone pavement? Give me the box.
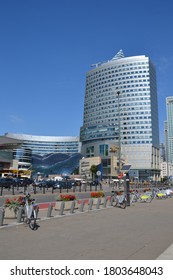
[1,198,173,260]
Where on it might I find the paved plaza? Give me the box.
[1,197,173,260]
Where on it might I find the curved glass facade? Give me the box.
[4,133,81,175]
[32,153,83,175]
[80,50,160,178]
[81,51,159,146]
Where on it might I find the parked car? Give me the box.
[33,180,56,189]
[45,180,56,188]
[33,180,47,188]
[0,177,17,188]
[53,180,72,189]
[13,177,22,187]
[21,178,34,186]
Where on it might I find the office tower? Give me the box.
[160,143,166,162]
[164,121,168,162]
[166,97,173,164]
[80,50,160,180]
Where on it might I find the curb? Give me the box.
[0,204,113,229]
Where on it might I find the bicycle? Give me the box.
[112,192,127,209]
[24,194,39,230]
[138,192,152,203]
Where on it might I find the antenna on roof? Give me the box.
[112,49,125,60]
[90,62,101,68]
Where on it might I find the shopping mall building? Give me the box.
[0,133,82,177]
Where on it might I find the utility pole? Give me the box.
[117,91,121,175]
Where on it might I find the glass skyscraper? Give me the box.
[166,97,173,164]
[80,50,160,180]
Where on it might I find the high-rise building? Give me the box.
[166,97,173,164]
[164,121,168,162]
[80,50,160,180]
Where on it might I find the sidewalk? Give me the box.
[1,198,173,260]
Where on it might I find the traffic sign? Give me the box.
[96,171,101,176]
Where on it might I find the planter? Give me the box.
[55,200,78,211]
[5,207,18,219]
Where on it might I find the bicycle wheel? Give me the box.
[29,218,37,230]
[146,197,152,203]
[121,201,126,209]
[24,217,29,224]
[113,197,118,207]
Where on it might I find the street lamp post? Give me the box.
[117,91,121,176]
[117,90,130,206]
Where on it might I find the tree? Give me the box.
[90,165,97,181]
[109,145,118,153]
[161,176,168,183]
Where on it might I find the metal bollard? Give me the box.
[34,185,36,194]
[103,197,108,208]
[0,208,5,226]
[47,203,53,217]
[12,185,15,195]
[70,201,76,214]
[17,207,24,223]
[88,198,93,210]
[96,198,101,209]
[79,200,85,212]
[35,206,39,218]
[0,187,3,196]
[43,186,45,194]
[109,196,115,206]
[59,201,65,215]
[24,186,26,195]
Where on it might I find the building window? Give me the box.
[99,144,108,156]
[86,146,94,157]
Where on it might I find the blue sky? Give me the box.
[0,0,173,143]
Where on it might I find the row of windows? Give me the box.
[84,111,151,123]
[32,149,78,154]
[82,128,151,136]
[88,61,149,79]
[23,142,78,147]
[122,140,152,144]
[87,74,149,84]
[86,87,150,97]
[86,81,150,91]
[86,102,151,110]
[81,132,152,143]
[86,91,150,99]
[87,74,150,86]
